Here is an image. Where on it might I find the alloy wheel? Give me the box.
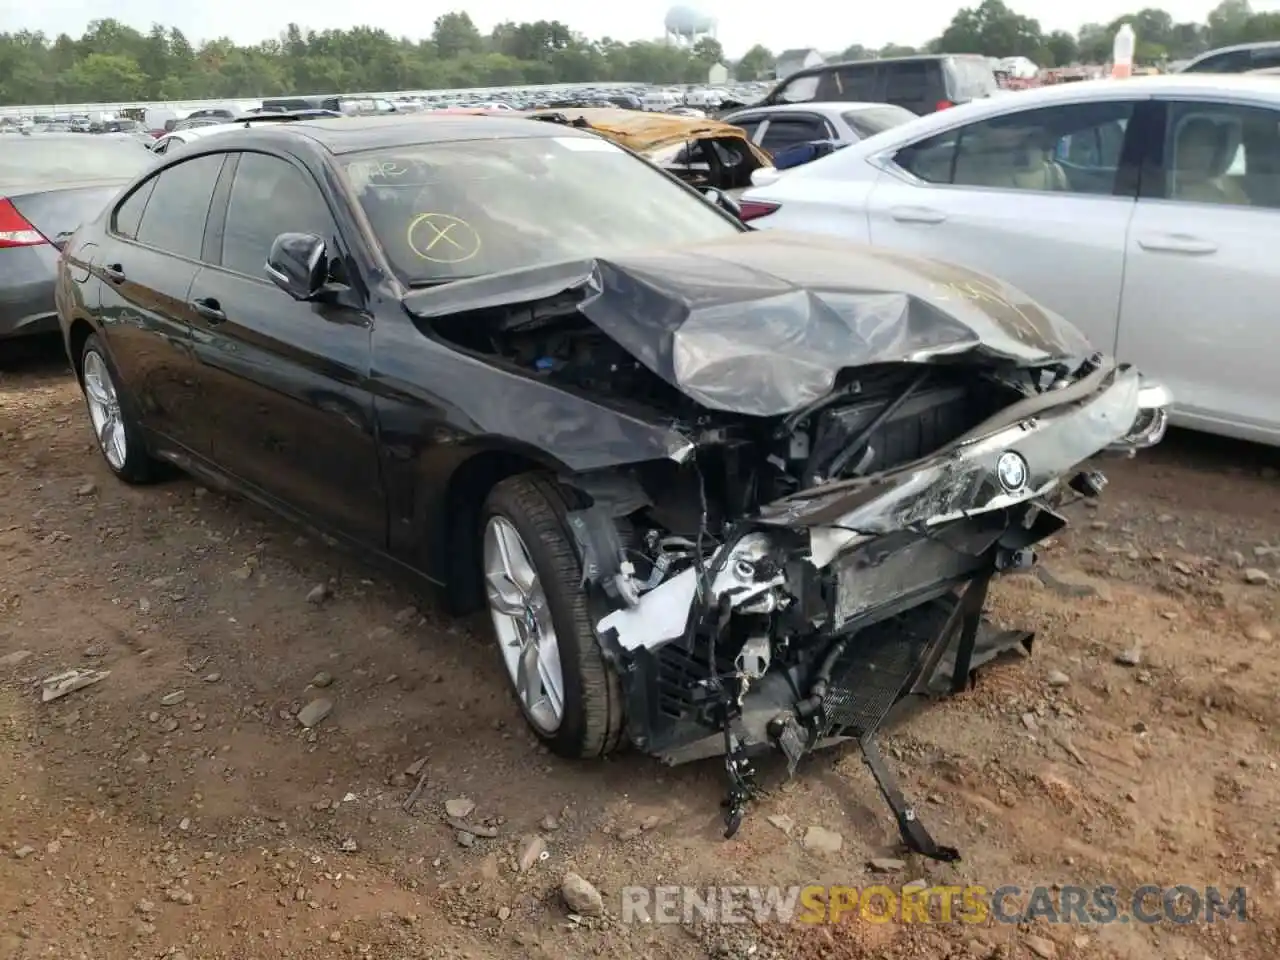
[483,515,565,734]
[82,350,127,470]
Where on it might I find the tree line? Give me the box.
[0,0,1277,108]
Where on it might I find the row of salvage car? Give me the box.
[36,101,1176,859]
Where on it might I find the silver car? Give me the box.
[740,75,1280,447]
[721,102,917,158]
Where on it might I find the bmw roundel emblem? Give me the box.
[996,451,1029,493]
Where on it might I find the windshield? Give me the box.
[842,106,916,139]
[0,137,155,188]
[342,135,742,285]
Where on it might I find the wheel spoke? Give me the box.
[84,372,110,406]
[484,582,525,617]
[493,521,535,598]
[515,639,541,709]
[537,637,563,718]
[97,414,115,454]
[109,422,127,466]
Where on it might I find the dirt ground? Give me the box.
[2,339,1279,960]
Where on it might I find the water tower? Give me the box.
[664,5,717,47]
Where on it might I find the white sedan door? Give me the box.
[1116,97,1280,444]
[863,99,1142,355]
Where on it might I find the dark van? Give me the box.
[761,54,999,116]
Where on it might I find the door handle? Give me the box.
[102,263,126,283]
[889,205,947,224]
[1136,234,1218,255]
[189,297,226,323]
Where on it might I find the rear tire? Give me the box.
[80,333,161,484]
[481,473,625,759]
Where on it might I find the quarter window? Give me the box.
[1163,100,1280,208]
[133,154,224,259]
[221,152,335,279]
[111,178,157,240]
[895,101,1136,196]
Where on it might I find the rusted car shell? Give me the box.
[427,106,771,189]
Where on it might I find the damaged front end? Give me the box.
[404,232,1171,859]
[579,356,1167,858]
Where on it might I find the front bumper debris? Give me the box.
[594,363,1171,859]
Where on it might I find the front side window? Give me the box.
[776,75,820,103]
[1184,49,1253,73]
[895,101,1136,195]
[221,152,336,279]
[724,114,765,139]
[134,154,225,259]
[1163,100,1280,208]
[1250,48,1280,70]
[342,134,742,286]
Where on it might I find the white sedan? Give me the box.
[739,74,1280,447]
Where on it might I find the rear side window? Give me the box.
[221,152,335,279]
[134,154,225,259]
[882,61,936,99]
[817,64,881,101]
[111,178,157,240]
[760,116,830,152]
[842,106,917,139]
[895,101,1137,196]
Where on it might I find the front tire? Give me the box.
[481,473,625,759]
[80,333,160,484]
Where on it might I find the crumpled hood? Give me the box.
[404,229,1094,418]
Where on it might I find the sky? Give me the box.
[2,1,1269,58]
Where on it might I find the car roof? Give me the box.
[791,53,987,76]
[1186,40,1280,62]
[238,113,601,154]
[805,72,1280,164]
[151,114,604,158]
[991,73,1280,106]
[726,102,903,117]
[878,73,1280,133]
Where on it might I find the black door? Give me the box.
[93,154,226,455]
[186,150,384,547]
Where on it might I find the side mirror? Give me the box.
[750,166,782,188]
[702,187,742,219]
[266,232,327,301]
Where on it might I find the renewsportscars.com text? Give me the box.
[619,884,1248,925]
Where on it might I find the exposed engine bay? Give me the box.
[406,234,1173,859]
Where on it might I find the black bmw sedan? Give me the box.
[54,112,1169,853]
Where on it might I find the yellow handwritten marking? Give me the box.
[406,213,481,264]
[927,278,1042,343]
